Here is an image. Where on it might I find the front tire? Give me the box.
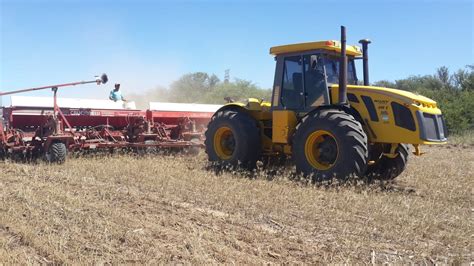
[205,109,261,169]
[292,109,368,181]
[45,142,67,164]
[365,144,409,180]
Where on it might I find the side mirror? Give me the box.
[95,73,108,85]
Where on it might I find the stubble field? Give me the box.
[0,144,472,264]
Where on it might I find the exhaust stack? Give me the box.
[359,39,371,86]
[338,26,347,104]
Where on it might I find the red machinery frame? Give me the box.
[0,74,213,163]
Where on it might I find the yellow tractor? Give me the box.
[205,26,447,180]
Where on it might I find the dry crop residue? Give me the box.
[0,145,472,263]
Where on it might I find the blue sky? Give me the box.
[0,0,473,103]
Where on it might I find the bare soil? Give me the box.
[0,145,472,264]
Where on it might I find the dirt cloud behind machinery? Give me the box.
[126,73,272,110]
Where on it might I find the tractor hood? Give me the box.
[330,84,445,144]
[331,84,438,108]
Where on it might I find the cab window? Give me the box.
[304,54,328,106]
[281,56,304,109]
[323,55,357,85]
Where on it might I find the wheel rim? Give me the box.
[304,130,339,170]
[213,126,235,160]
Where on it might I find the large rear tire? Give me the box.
[205,109,261,169]
[365,144,409,180]
[292,109,368,181]
[46,142,67,164]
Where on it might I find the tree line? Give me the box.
[127,72,272,108]
[128,65,473,135]
[374,65,473,134]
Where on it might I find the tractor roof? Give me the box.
[270,40,362,56]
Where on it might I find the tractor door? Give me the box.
[273,53,329,112]
[271,53,330,144]
[279,56,305,110]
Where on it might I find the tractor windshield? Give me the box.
[323,55,357,85]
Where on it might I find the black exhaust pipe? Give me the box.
[338,26,347,104]
[359,39,371,86]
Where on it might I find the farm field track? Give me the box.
[0,145,472,264]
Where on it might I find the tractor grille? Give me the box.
[416,111,447,142]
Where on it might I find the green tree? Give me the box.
[436,66,452,89]
[127,72,271,105]
[452,65,474,91]
[201,78,271,104]
[376,65,474,134]
[167,72,220,102]
[373,80,396,88]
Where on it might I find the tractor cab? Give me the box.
[268,38,447,146]
[270,41,361,112]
